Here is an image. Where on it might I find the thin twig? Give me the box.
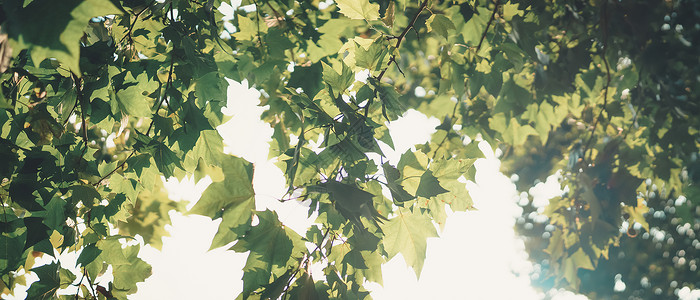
[364,0,430,118]
[281,256,305,300]
[266,1,283,21]
[282,227,328,300]
[94,6,177,187]
[310,227,331,257]
[73,270,85,299]
[582,0,611,162]
[476,0,500,52]
[119,2,154,44]
[146,53,175,134]
[251,0,265,53]
[70,73,89,157]
[83,268,97,299]
[622,67,644,140]
[431,97,461,160]
[94,151,135,187]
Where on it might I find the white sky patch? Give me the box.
[218,79,272,164]
[365,142,542,299]
[529,172,565,210]
[128,80,592,300]
[132,213,247,300]
[218,1,240,21]
[380,109,440,164]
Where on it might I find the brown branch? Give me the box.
[119,2,153,44]
[364,0,430,118]
[266,1,283,21]
[476,0,501,52]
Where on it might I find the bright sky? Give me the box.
[130,79,589,300]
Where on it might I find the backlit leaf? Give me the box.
[336,0,380,20]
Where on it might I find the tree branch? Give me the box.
[476,0,500,52]
[582,0,611,162]
[119,2,154,44]
[364,0,430,118]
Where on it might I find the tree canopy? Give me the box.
[0,0,698,299]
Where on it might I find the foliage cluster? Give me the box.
[0,0,698,299]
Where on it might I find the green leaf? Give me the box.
[436,179,473,211]
[336,0,380,20]
[150,141,184,178]
[312,181,388,231]
[354,40,387,71]
[622,201,650,232]
[112,72,156,118]
[426,14,456,39]
[490,114,538,146]
[429,158,476,180]
[71,185,101,204]
[382,163,415,203]
[110,244,152,298]
[195,72,229,107]
[26,262,59,300]
[376,83,405,121]
[415,170,449,199]
[5,0,122,73]
[58,267,76,289]
[76,244,102,267]
[382,1,395,27]
[231,210,306,299]
[190,130,224,166]
[382,208,437,277]
[288,63,324,97]
[322,62,354,97]
[189,155,255,250]
[42,196,66,230]
[341,249,368,269]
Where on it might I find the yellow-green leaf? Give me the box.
[336,0,381,20]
